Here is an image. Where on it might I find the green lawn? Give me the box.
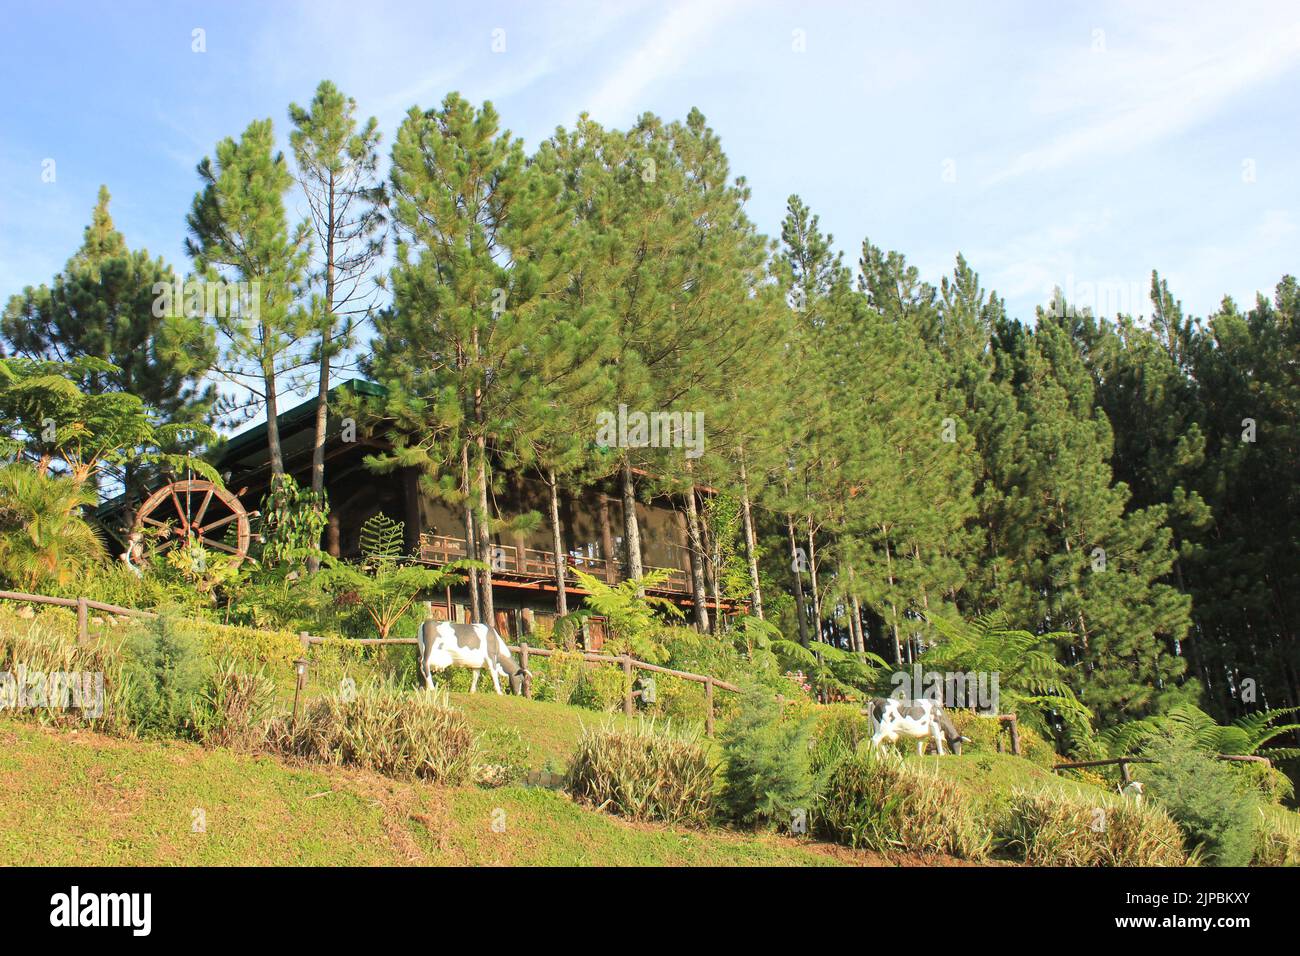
[0,718,845,867]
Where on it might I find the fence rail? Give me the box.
[1,589,739,734]
[298,633,739,735]
[1053,753,1272,784]
[0,588,155,643]
[416,533,693,595]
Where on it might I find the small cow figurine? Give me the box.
[866,696,971,756]
[416,615,529,695]
[1118,780,1144,804]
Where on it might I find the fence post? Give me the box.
[76,597,89,645]
[623,655,634,716]
[1119,759,1132,786]
[705,677,715,737]
[520,642,531,699]
[1007,715,1021,756]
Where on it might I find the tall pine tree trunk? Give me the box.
[262,350,284,476]
[547,469,568,616]
[787,513,809,646]
[621,461,644,597]
[883,529,902,664]
[738,453,764,619]
[806,519,822,643]
[710,515,722,634]
[306,179,336,575]
[683,471,710,633]
[470,324,495,631]
[851,593,865,655]
[461,444,480,623]
[475,438,495,631]
[846,564,864,654]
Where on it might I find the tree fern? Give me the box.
[1104,705,1300,761]
[359,512,405,566]
[570,567,682,662]
[921,611,1093,743]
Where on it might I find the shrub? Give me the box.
[946,709,1056,768]
[566,720,715,826]
[651,673,709,725]
[195,621,302,670]
[810,704,872,769]
[271,682,475,785]
[534,650,584,704]
[190,658,276,751]
[1227,759,1294,805]
[119,615,211,738]
[1139,733,1258,866]
[0,465,104,591]
[48,563,205,617]
[719,686,815,828]
[1000,788,1187,866]
[473,726,532,788]
[570,665,627,713]
[812,752,989,859]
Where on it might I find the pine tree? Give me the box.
[288,80,385,511]
[988,306,1196,723]
[371,94,569,627]
[1176,279,1300,722]
[186,119,312,477]
[510,132,618,614]
[2,186,216,497]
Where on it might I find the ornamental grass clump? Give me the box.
[566,719,715,826]
[999,788,1187,866]
[272,681,474,785]
[0,605,128,734]
[812,751,989,859]
[1252,804,1300,866]
[191,657,277,751]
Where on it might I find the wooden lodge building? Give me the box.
[209,380,740,645]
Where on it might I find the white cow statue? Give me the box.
[417,617,529,695]
[1118,780,1144,804]
[866,696,971,756]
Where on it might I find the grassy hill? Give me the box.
[0,689,1110,868]
[0,717,850,867]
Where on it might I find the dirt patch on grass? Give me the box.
[292,761,460,864]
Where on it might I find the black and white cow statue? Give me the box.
[417,618,528,695]
[866,696,971,756]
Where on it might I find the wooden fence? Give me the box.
[0,589,742,734]
[4,590,1281,756]
[297,633,740,735]
[0,589,155,643]
[1053,753,1272,784]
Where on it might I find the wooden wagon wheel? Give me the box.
[132,479,252,566]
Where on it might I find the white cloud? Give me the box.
[986,3,1300,185]
[583,0,745,123]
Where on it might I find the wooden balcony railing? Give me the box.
[418,533,691,595]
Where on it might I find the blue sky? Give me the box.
[3,0,1298,351]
